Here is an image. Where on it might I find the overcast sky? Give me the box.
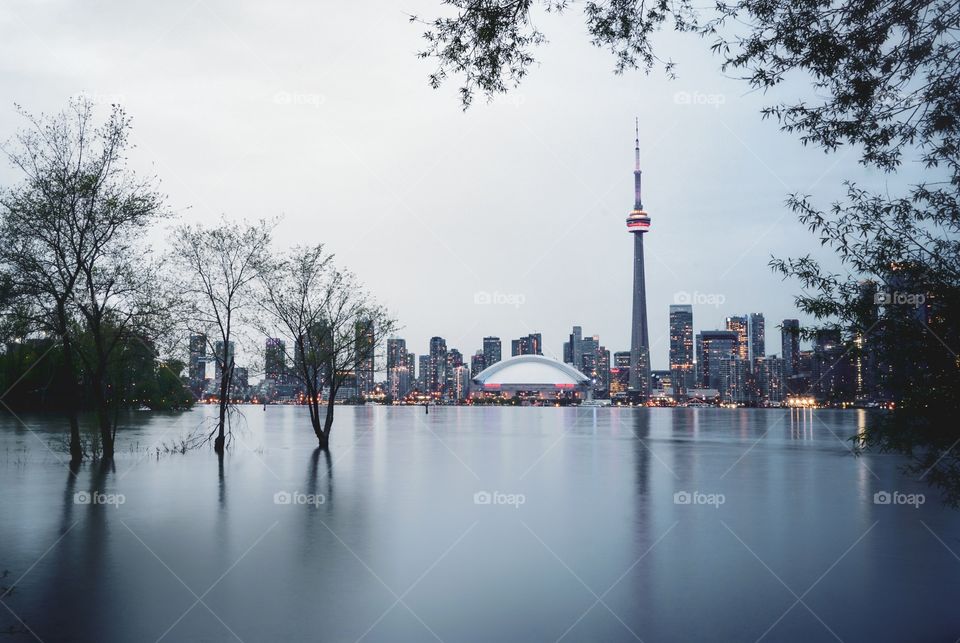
[0,0,903,370]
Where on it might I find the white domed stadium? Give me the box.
[472,355,592,398]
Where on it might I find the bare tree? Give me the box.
[0,98,169,460]
[172,219,272,454]
[259,246,395,450]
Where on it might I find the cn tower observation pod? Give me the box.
[472,355,592,396]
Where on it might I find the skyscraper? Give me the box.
[626,120,652,397]
[428,336,447,395]
[529,333,542,355]
[418,354,430,392]
[386,338,406,371]
[755,355,785,404]
[387,338,410,400]
[234,367,249,392]
[596,346,611,397]
[719,356,751,403]
[470,351,486,377]
[781,319,801,376]
[696,330,737,390]
[482,336,501,369]
[444,348,463,400]
[610,351,631,396]
[564,326,583,368]
[725,316,749,361]
[511,333,542,356]
[213,340,235,387]
[453,364,471,401]
[812,329,855,402]
[188,334,207,396]
[580,335,598,375]
[668,305,694,396]
[749,313,766,362]
[355,319,375,397]
[265,337,287,383]
[614,351,631,369]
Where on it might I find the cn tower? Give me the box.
[626,119,651,397]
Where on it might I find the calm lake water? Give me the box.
[1,406,958,642]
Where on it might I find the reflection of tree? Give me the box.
[305,447,334,510]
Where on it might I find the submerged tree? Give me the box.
[172,219,272,454]
[0,98,171,460]
[73,218,172,460]
[259,245,395,450]
[0,112,86,460]
[414,0,960,502]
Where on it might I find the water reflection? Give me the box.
[789,407,815,440]
[2,407,960,642]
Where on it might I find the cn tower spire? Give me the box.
[625,118,651,399]
[634,118,643,210]
[635,118,640,168]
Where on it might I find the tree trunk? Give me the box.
[320,393,335,450]
[308,394,324,444]
[63,342,83,462]
[215,360,232,454]
[60,338,83,462]
[87,320,114,460]
[93,374,114,459]
[215,397,226,453]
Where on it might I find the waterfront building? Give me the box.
[696,330,738,390]
[749,312,765,363]
[781,319,801,376]
[470,351,486,377]
[483,336,502,369]
[755,355,785,404]
[669,305,695,397]
[725,315,749,361]
[355,319,375,398]
[188,334,207,397]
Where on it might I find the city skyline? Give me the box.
[211,302,850,407]
[224,302,800,387]
[200,122,817,387]
[0,1,899,375]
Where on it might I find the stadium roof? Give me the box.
[473,355,590,389]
